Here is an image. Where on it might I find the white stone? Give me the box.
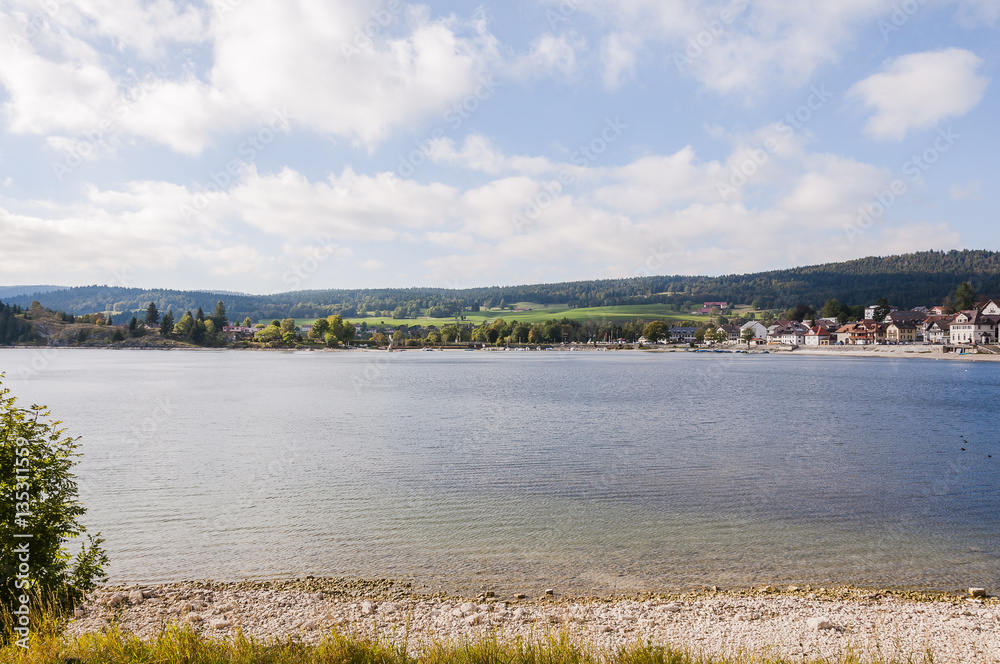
[185,613,203,623]
[209,619,231,630]
[807,617,834,631]
[128,590,145,605]
[663,604,681,613]
[360,601,375,615]
[107,593,126,607]
[464,613,481,625]
[460,602,477,616]
[301,619,318,630]
[969,587,987,598]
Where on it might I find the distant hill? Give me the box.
[0,285,67,299]
[3,250,998,322]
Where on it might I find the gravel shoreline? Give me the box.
[65,579,999,663]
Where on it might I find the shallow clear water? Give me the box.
[2,348,998,594]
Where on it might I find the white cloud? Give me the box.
[568,0,896,96]
[360,259,387,271]
[600,32,638,89]
[848,48,989,140]
[0,120,968,289]
[509,33,581,79]
[0,1,503,153]
[428,135,556,175]
[954,0,1000,28]
[949,180,980,200]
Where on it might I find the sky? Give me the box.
[0,0,997,293]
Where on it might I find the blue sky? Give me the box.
[0,0,997,293]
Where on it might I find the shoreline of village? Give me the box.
[4,342,1000,362]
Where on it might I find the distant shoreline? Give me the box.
[4,343,1000,361]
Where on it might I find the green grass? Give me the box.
[279,304,717,329]
[0,622,922,664]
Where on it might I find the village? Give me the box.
[700,299,1000,350]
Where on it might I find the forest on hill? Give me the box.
[5,249,999,323]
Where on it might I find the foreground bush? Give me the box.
[0,375,108,639]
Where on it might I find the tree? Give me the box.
[242,317,252,327]
[954,281,977,311]
[254,324,282,344]
[642,321,669,343]
[160,309,175,335]
[821,298,844,321]
[280,319,296,335]
[0,377,110,627]
[308,318,330,340]
[111,328,125,342]
[195,307,205,322]
[392,330,405,345]
[128,316,139,337]
[212,301,228,329]
[741,327,755,346]
[144,303,160,326]
[872,297,890,323]
[174,311,195,337]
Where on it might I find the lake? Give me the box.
[1,348,997,595]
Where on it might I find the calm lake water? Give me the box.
[1,348,998,595]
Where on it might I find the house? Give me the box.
[816,317,840,329]
[768,320,809,345]
[845,320,886,345]
[695,301,729,314]
[924,318,952,344]
[949,310,1000,345]
[222,325,256,339]
[669,326,697,343]
[739,320,768,344]
[886,311,926,325]
[979,299,1000,316]
[804,326,832,345]
[864,304,899,319]
[834,323,856,344]
[885,321,918,343]
[716,324,741,343]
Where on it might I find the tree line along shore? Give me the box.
[2,280,996,351]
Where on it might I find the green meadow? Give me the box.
[278,303,754,328]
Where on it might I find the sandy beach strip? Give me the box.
[65,580,999,663]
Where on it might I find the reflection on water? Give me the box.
[1,349,997,593]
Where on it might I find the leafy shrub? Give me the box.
[0,375,108,624]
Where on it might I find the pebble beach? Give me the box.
[65,579,1000,663]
